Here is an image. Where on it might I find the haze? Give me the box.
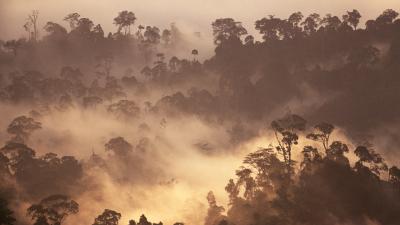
[1,0,400,40]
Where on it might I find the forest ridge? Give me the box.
[0,8,400,225]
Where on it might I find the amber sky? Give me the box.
[0,0,400,40]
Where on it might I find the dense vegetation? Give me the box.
[1,8,400,225]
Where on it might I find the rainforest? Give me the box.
[0,1,400,225]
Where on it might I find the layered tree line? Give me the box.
[1,8,400,225]
[205,114,400,225]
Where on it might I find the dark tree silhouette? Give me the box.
[306,122,334,151]
[211,18,247,44]
[92,209,121,225]
[255,15,284,40]
[342,9,362,29]
[64,13,80,30]
[114,11,137,35]
[271,114,306,173]
[301,13,321,35]
[24,10,39,41]
[161,29,172,45]
[105,137,133,156]
[107,100,140,119]
[143,26,161,44]
[27,195,79,225]
[205,191,225,225]
[6,116,41,144]
[354,146,388,178]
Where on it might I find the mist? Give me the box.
[1,1,400,225]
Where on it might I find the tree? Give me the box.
[7,116,42,143]
[286,12,304,39]
[92,209,121,225]
[74,18,94,36]
[225,179,239,204]
[191,49,199,61]
[137,215,151,225]
[64,13,80,30]
[105,137,133,156]
[320,14,341,31]
[301,13,321,35]
[161,29,172,45]
[301,146,322,171]
[306,122,334,151]
[288,12,304,28]
[211,18,247,44]
[255,15,284,41]
[342,9,362,29]
[376,9,399,26]
[0,142,35,175]
[114,11,136,35]
[24,10,39,41]
[44,22,68,40]
[143,26,161,44]
[205,191,225,225]
[92,24,105,41]
[243,148,287,192]
[0,198,15,225]
[136,25,145,40]
[271,114,306,173]
[27,195,79,225]
[354,146,388,178]
[326,141,349,166]
[107,100,140,119]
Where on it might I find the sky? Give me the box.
[1,0,400,41]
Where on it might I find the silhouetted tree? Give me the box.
[320,14,341,32]
[326,141,349,166]
[143,26,161,44]
[301,13,321,35]
[43,22,68,40]
[342,9,362,29]
[138,215,151,225]
[7,116,41,143]
[191,49,198,61]
[376,9,399,26]
[354,146,388,178]
[105,137,133,156]
[24,10,39,41]
[93,209,121,225]
[114,11,137,35]
[64,13,80,30]
[211,18,247,44]
[27,195,79,225]
[205,191,225,225]
[161,29,172,45]
[107,100,140,119]
[306,122,334,151]
[255,15,284,41]
[271,114,306,173]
